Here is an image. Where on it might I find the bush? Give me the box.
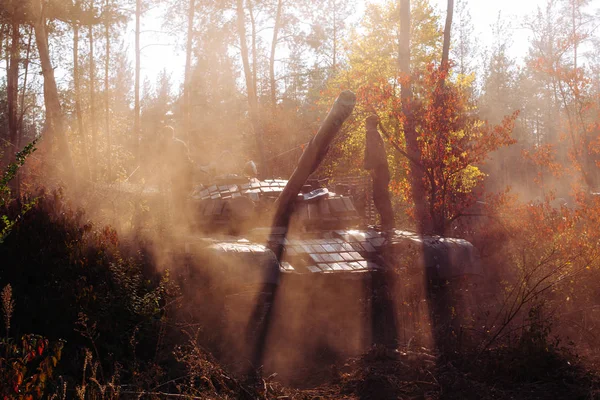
[0,189,171,391]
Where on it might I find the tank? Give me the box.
[186,175,482,283]
[176,91,483,379]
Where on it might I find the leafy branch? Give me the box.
[0,140,38,243]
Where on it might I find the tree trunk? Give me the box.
[399,0,428,233]
[237,0,256,110]
[441,0,454,71]
[572,0,577,71]
[248,0,258,99]
[2,28,7,110]
[7,22,19,160]
[236,0,266,176]
[269,0,283,109]
[184,0,195,143]
[16,28,33,198]
[0,25,4,94]
[134,0,141,164]
[73,9,90,180]
[6,22,20,195]
[104,0,111,179]
[332,0,337,73]
[89,12,97,181]
[19,29,32,141]
[33,15,76,182]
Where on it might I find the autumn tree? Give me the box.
[519,0,600,192]
[401,67,518,234]
[318,0,442,223]
[318,0,518,234]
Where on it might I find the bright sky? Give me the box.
[432,0,546,56]
[134,0,549,90]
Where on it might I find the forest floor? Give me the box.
[229,345,600,400]
[3,189,600,399]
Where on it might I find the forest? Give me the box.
[1,0,600,398]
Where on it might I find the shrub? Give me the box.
[0,189,172,389]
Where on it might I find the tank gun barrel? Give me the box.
[271,90,356,251]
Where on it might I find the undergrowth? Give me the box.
[0,187,599,399]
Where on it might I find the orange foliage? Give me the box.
[522,144,565,184]
[362,65,519,234]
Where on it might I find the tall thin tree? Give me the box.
[15,28,33,197]
[399,0,427,232]
[6,19,20,189]
[441,0,454,70]
[236,0,266,175]
[30,0,76,182]
[183,0,195,143]
[0,26,4,96]
[269,0,283,109]
[134,0,141,163]
[331,0,337,72]
[104,0,111,179]
[248,0,258,99]
[18,28,33,145]
[73,0,91,180]
[89,0,98,180]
